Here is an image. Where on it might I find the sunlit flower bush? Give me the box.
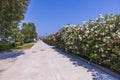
[43,14,120,73]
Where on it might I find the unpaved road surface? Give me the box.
[0,41,119,80]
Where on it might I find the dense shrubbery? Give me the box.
[0,42,23,51]
[0,43,10,51]
[43,14,120,73]
[15,42,23,47]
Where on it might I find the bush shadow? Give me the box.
[0,51,25,60]
[52,46,118,80]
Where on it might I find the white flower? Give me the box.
[96,18,98,20]
[83,21,88,24]
[99,14,104,19]
[107,37,110,39]
[103,38,106,42]
[105,30,108,32]
[69,46,72,49]
[94,26,97,28]
[91,20,95,24]
[101,33,105,36]
[102,44,105,46]
[85,33,88,36]
[105,51,108,53]
[95,34,98,37]
[100,48,104,52]
[109,25,113,29]
[95,31,98,33]
[78,35,82,40]
[73,46,77,49]
[86,44,89,47]
[117,32,120,35]
[86,30,90,34]
[112,33,116,37]
[107,48,110,50]
[91,28,94,31]
[102,54,106,57]
[98,38,101,40]
[85,27,89,30]
[95,45,99,48]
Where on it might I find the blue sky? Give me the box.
[21,0,120,36]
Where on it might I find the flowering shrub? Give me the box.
[43,14,120,73]
[43,33,58,45]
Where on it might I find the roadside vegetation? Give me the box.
[0,0,37,53]
[0,42,34,53]
[43,14,120,74]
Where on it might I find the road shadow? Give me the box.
[52,46,119,80]
[0,51,25,60]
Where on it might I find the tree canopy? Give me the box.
[21,22,37,39]
[0,0,30,38]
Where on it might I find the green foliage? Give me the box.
[0,0,35,52]
[0,42,23,51]
[21,22,37,39]
[15,42,23,46]
[11,27,25,41]
[0,43,10,51]
[0,0,30,38]
[89,53,101,64]
[43,14,120,73]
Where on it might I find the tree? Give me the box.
[21,22,37,40]
[0,0,30,38]
[11,27,24,41]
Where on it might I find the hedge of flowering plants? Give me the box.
[43,14,120,73]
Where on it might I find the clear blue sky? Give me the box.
[21,0,120,36]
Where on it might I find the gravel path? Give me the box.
[0,40,119,80]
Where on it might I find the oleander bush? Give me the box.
[43,14,120,73]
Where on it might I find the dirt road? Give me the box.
[0,41,119,80]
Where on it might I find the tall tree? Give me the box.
[0,0,30,38]
[21,22,37,39]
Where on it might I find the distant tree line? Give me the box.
[21,22,37,42]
